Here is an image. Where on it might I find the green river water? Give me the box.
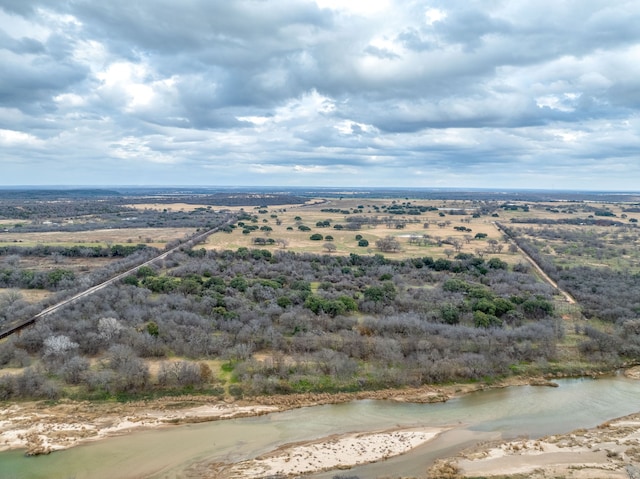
[2,375,640,478]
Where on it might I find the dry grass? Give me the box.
[4,255,113,270]
[203,199,524,262]
[0,227,196,249]
[0,288,52,304]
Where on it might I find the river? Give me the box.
[2,375,640,479]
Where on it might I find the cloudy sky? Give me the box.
[1,1,639,190]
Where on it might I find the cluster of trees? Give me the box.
[500,223,640,365]
[376,236,401,252]
[0,197,125,220]
[0,246,561,399]
[0,267,75,291]
[510,216,631,227]
[0,243,149,258]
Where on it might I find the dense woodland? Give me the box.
[0,245,561,400]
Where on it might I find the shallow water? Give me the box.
[2,375,640,479]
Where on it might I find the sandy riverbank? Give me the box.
[207,426,448,478]
[0,400,280,456]
[429,413,640,478]
[0,378,527,456]
[0,376,565,457]
[427,367,640,478]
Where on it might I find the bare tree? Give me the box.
[323,243,337,253]
[376,236,401,253]
[275,238,289,249]
[98,317,124,341]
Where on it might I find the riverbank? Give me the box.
[430,412,640,479]
[0,377,543,456]
[206,426,448,478]
[428,367,640,479]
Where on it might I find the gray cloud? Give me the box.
[1,0,639,189]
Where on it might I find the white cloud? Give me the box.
[271,90,336,123]
[535,94,579,112]
[314,0,390,15]
[54,93,86,107]
[1,0,640,190]
[0,129,40,146]
[424,8,447,25]
[110,136,178,164]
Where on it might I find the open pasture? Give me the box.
[203,198,521,262]
[0,227,197,249]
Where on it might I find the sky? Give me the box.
[1,0,639,190]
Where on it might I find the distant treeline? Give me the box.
[0,189,121,200]
[125,193,307,207]
[509,217,631,227]
[1,208,225,231]
[0,244,149,258]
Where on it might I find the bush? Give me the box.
[229,384,244,398]
[158,361,205,388]
[310,234,324,241]
[277,296,292,308]
[474,310,502,328]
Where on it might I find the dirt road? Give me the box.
[492,222,576,304]
[0,215,237,339]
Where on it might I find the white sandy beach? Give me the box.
[438,413,640,478]
[210,427,447,478]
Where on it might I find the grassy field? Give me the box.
[0,227,197,249]
[201,198,523,262]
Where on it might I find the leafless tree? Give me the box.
[376,236,401,252]
[323,243,337,253]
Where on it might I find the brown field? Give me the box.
[203,198,522,263]
[0,227,197,249]
[0,288,52,304]
[2,255,114,273]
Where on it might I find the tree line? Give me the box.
[0,247,561,400]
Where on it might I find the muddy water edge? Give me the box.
[2,375,640,479]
